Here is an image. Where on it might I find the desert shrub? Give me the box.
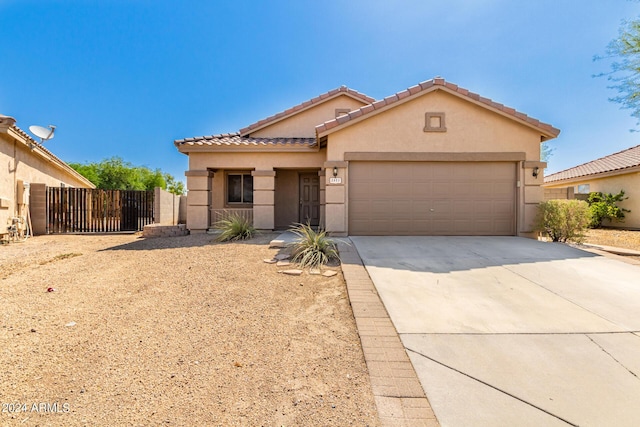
[536,199,591,242]
[214,213,256,242]
[587,190,630,228]
[289,223,338,270]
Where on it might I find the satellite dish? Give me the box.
[28,125,56,150]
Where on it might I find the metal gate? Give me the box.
[46,188,154,233]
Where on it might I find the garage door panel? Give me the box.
[432,184,452,197]
[349,162,515,236]
[392,183,413,198]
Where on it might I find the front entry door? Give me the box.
[299,173,320,226]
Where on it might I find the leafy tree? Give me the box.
[597,17,640,123]
[541,142,554,163]
[69,157,185,195]
[587,190,630,228]
[164,174,185,196]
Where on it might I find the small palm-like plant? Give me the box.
[289,223,339,269]
[214,213,256,242]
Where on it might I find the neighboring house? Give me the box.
[175,78,559,237]
[0,114,95,235]
[544,144,640,229]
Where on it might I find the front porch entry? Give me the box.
[274,169,321,230]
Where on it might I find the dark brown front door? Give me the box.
[299,173,320,226]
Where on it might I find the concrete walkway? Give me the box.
[350,236,640,427]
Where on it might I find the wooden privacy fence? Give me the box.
[47,188,154,233]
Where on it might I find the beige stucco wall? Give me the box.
[250,95,368,138]
[545,173,640,229]
[1,133,93,233]
[323,90,547,236]
[326,90,542,159]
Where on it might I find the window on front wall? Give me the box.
[576,184,590,194]
[227,173,253,204]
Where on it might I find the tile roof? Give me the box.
[238,86,376,136]
[545,144,640,183]
[315,78,561,140]
[175,132,317,147]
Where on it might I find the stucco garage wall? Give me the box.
[545,173,640,229]
[322,90,547,236]
[326,91,542,160]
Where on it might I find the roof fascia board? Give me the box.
[317,85,559,141]
[239,91,371,137]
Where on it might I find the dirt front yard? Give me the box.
[583,228,640,251]
[0,233,380,426]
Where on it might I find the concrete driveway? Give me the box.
[350,236,640,427]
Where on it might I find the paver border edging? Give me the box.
[337,239,440,427]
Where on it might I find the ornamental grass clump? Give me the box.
[214,213,256,242]
[289,223,339,270]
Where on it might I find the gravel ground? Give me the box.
[583,228,640,251]
[582,228,640,262]
[0,233,380,427]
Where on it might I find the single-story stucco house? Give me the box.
[0,114,95,236]
[175,78,559,237]
[545,144,640,229]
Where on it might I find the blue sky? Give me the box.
[2,0,639,183]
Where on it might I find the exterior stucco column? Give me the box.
[185,169,213,233]
[252,170,275,230]
[521,161,547,237]
[324,161,348,236]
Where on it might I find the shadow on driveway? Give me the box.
[348,236,598,273]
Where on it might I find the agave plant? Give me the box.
[214,213,256,242]
[288,223,339,269]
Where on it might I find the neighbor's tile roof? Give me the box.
[174,132,317,147]
[315,78,561,140]
[545,144,640,183]
[238,86,376,136]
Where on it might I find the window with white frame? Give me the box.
[227,173,253,204]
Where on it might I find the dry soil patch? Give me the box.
[0,233,379,426]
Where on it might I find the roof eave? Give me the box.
[239,90,375,137]
[175,143,318,154]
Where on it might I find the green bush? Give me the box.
[214,213,256,242]
[587,190,630,228]
[289,223,339,270]
[536,200,592,242]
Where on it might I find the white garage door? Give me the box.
[348,161,516,236]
